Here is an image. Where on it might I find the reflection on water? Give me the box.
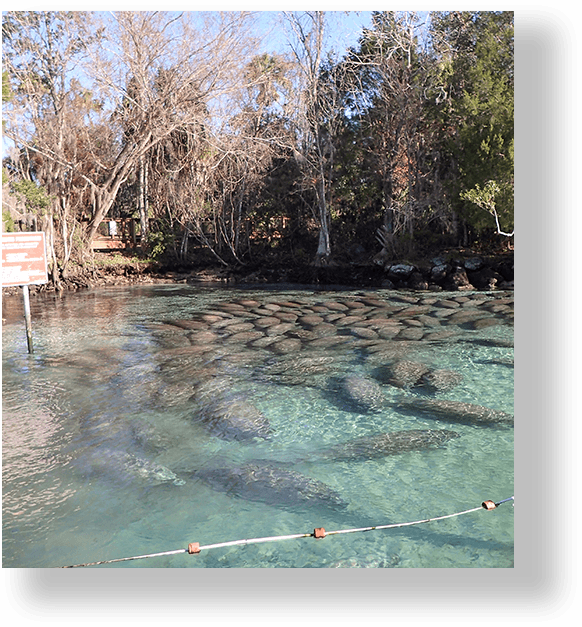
[2,284,513,568]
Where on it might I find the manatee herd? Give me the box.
[83,289,513,518]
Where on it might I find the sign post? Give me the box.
[2,232,49,353]
[22,284,34,353]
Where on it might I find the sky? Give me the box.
[241,11,430,59]
[256,11,373,57]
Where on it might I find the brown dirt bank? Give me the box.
[2,248,514,300]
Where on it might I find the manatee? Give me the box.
[196,395,272,441]
[317,429,460,462]
[420,369,463,393]
[126,417,172,452]
[194,462,346,512]
[394,397,513,426]
[77,448,185,486]
[259,354,338,387]
[166,319,210,331]
[391,360,431,387]
[191,376,272,441]
[466,338,514,349]
[336,374,386,412]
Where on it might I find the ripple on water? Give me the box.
[2,286,513,568]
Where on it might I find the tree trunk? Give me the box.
[139,156,149,251]
[382,176,396,258]
[314,177,330,264]
[85,131,153,245]
[85,184,124,245]
[43,212,60,286]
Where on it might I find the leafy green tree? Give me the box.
[429,11,514,242]
[11,179,53,212]
[341,11,441,259]
[460,180,514,237]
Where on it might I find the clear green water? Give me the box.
[2,284,513,568]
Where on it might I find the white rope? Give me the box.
[323,504,487,538]
[199,531,313,551]
[61,496,514,568]
[63,548,188,567]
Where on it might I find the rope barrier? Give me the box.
[61,496,514,568]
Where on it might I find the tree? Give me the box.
[208,53,290,263]
[283,11,350,266]
[2,11,101,281]
[2,10,514,282]
[428,11,514,243]
[81,11,261,245]
[134,51,290,266]
[347,11,433,259]
[3,11,261,259]
[460,180,514,237]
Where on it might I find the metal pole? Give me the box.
[22,284,34,354]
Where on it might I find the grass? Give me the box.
[91,251,154,267]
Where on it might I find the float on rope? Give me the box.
[61,496,514,568]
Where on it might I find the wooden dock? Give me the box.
[91,237,134,251]
[90,219,140,251]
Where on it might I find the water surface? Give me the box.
[2,284,514,568]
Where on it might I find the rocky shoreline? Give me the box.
[2,250,514,299]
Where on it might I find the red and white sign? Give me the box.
[2,232,49,287]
